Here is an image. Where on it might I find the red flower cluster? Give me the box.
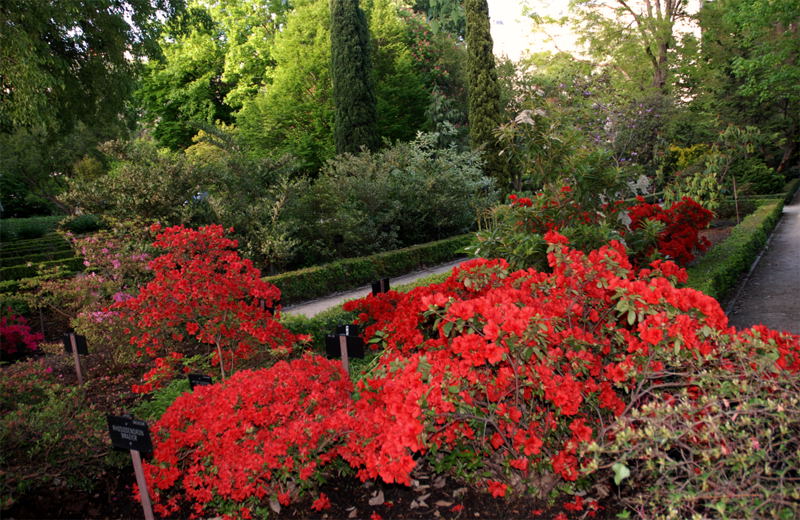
[627,196,713,265]
[114,224,302,392]
[0,310,42,360]
[341,235,798,497]
[143,355,354,518]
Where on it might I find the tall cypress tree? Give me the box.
[464,0,503,179]
[330,0,379,154]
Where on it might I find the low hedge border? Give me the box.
[0,257,84,284]
[281,270,452,353]
[0,233,71,255]
[265,234,471,304]
[686,199,784,301]
[0,248,75,269]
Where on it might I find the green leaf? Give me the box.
[612,462,631,486]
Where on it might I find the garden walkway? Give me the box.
[282,258,469,318]
[727,188,800,335]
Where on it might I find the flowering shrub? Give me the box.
[30,228,153,371]
[471,188,712,270]
[470,185,625,271]
[627,196,713,265]
[341,234,799,502]
[593,325,800,518]
[0,309,42,361]
[115,224,302,392]
[143,355,354,519]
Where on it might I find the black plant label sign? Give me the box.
[371,278,390,295]
[62,333,89,355]
[107,415,153,455]
[336,323,360,336]
[188,373,213,390]
[258,298,280,315]
[325,334,365,360]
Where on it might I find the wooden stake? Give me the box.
[130,449,155,520]
[69,333,84,386]
[339,335,349,374]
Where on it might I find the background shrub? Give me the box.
[59,214,106,234]
[285,131,495,267]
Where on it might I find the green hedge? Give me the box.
[281,271,452,353]
[0,257,84,283]
[687,199,784,301]
[0,248,75,269]
[0,233,71,256]
[0,216,63,241]
[265,234,471,304]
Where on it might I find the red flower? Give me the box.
[311,493,332,511]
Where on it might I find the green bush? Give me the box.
[266,234,470,304]
[0,233,70,255]
[284,131,496,267]
[0,360,111,509]
[59,214,106,234]
[733,156,785,195]
[687,200,783,300]
[133,378,191,423]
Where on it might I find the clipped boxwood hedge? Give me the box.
[0,233,71,256]
[265,234,471,304]
[0,257,84,283]
[0,248,75,269]
[686,199,784,301]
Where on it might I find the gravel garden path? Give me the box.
[727,188,800,334]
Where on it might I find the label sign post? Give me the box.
[371,278,390,295]
[107,415,154,520]
[188,373,213,390]
[62,332,88,385]
[325,324,364,374]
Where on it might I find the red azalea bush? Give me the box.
[142,354,354,519]
[0,309,43,361]
[471,187,713,271]
[627,196,713,265]
[341,233,799,500]
[114,224,303,392]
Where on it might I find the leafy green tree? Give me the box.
[137,9,233,150]
[570,0,693,93]
[238,0,447,171]
[465,0,503,181]
[0,0,183,213]
[236,0,336,170]
[331,0,379,154]
[413,0,466,39]
[697,0,800,171]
